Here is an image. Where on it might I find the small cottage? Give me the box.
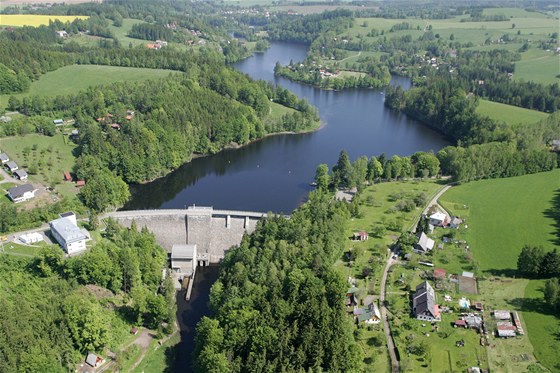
[13,169,28,180]
[8,184,36,203]
[353,231,369,241]
[5,161,18,172]
[414,232,434,254]
[429,211,448,227]
[0,153,9,164]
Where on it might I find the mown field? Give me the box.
[0,65,176,106]
[0,14,88,27]
[514,48,560,85]
[476,99,549,125]
[439,169,560,372]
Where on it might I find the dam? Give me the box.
[105,206,273,263]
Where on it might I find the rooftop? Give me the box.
[171,244,197,259]
[8,183,34,198]
[50,216,87,243]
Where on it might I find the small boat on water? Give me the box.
[309,182,317,187]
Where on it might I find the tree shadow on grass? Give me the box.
[483,268,518,278]
[543,188,560,246]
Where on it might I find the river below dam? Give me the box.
[145,41,451,372]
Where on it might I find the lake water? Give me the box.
[124,41,449,214]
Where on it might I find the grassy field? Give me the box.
[131,333,180,373]
[0,65,176,106]
[439,170,560,371]
[268,101,297,120]
[0,14,88,27]
[109,18,150,47]
[439,170,559,271]
[0,241,42,257]
[514,49,560,85]
[476,99,549,125]
[0,133,78,198]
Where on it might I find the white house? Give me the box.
[171,244,197,276]
[8,184,36,203]
[5,161,18,172]
[429,211,448,227]
[414,232,435,254]
[50,212,88,255]
[13,169,28,180]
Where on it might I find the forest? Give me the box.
[0,222,174,372]
[193,191,362,372]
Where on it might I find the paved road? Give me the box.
[380,256,399,373]
[422,185,452,216]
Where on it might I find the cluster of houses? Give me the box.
[2,150,36,203]
[493,310,524,338]
[96,110,135,130]
[146,40,168,50]
[1,151,28,182]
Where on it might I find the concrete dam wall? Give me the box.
[105,207,266,262]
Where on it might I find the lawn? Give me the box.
[0,14,88,27]
[0,133,79,198]
[109,18,151,47]
[1,65,176,106]
[439,170,560,372]
[0,242,41,257]
[131,333,180,373]
[476,99,549,125]
[268,101,297,120]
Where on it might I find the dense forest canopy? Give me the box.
[0,224,174,373]
[194,191,362,372]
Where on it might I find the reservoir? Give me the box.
[124,41,449,214]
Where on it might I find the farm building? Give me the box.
[53,119,64,125]
[493,310,511,320]
[8,184,36,203]
[496,323,517,338]
[412,281,440,322]
[50,212,88,255]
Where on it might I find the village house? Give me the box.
[414,232,434,254]
[13,169,28,180]
[55,30,68,38]
[53,119,64,126]
[85,352,103,369]
[353,231,368,241]
[355,302,381,324]
[493,310,511,320]
[429,211,449,227]
[449,216,463,229]
[5,160,18,172]
[8,183,36,203]
[50,212,89,255]
[496,322,517,338]
[412,281,440,322]
[0,153,9,164]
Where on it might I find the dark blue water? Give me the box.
[124,42,449,214]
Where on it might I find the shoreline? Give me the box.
[131,119,325,185]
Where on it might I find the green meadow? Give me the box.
[439,170,560,372]
[476,99,549,125]
[1,65,176,107]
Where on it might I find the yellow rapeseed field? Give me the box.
[0,15,88,27]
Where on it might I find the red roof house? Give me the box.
[64,172,72,181]
[76,180,85,187]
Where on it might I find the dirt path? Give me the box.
[422,184,452,216]
[380,256,399,373]
[338,51,361,63]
